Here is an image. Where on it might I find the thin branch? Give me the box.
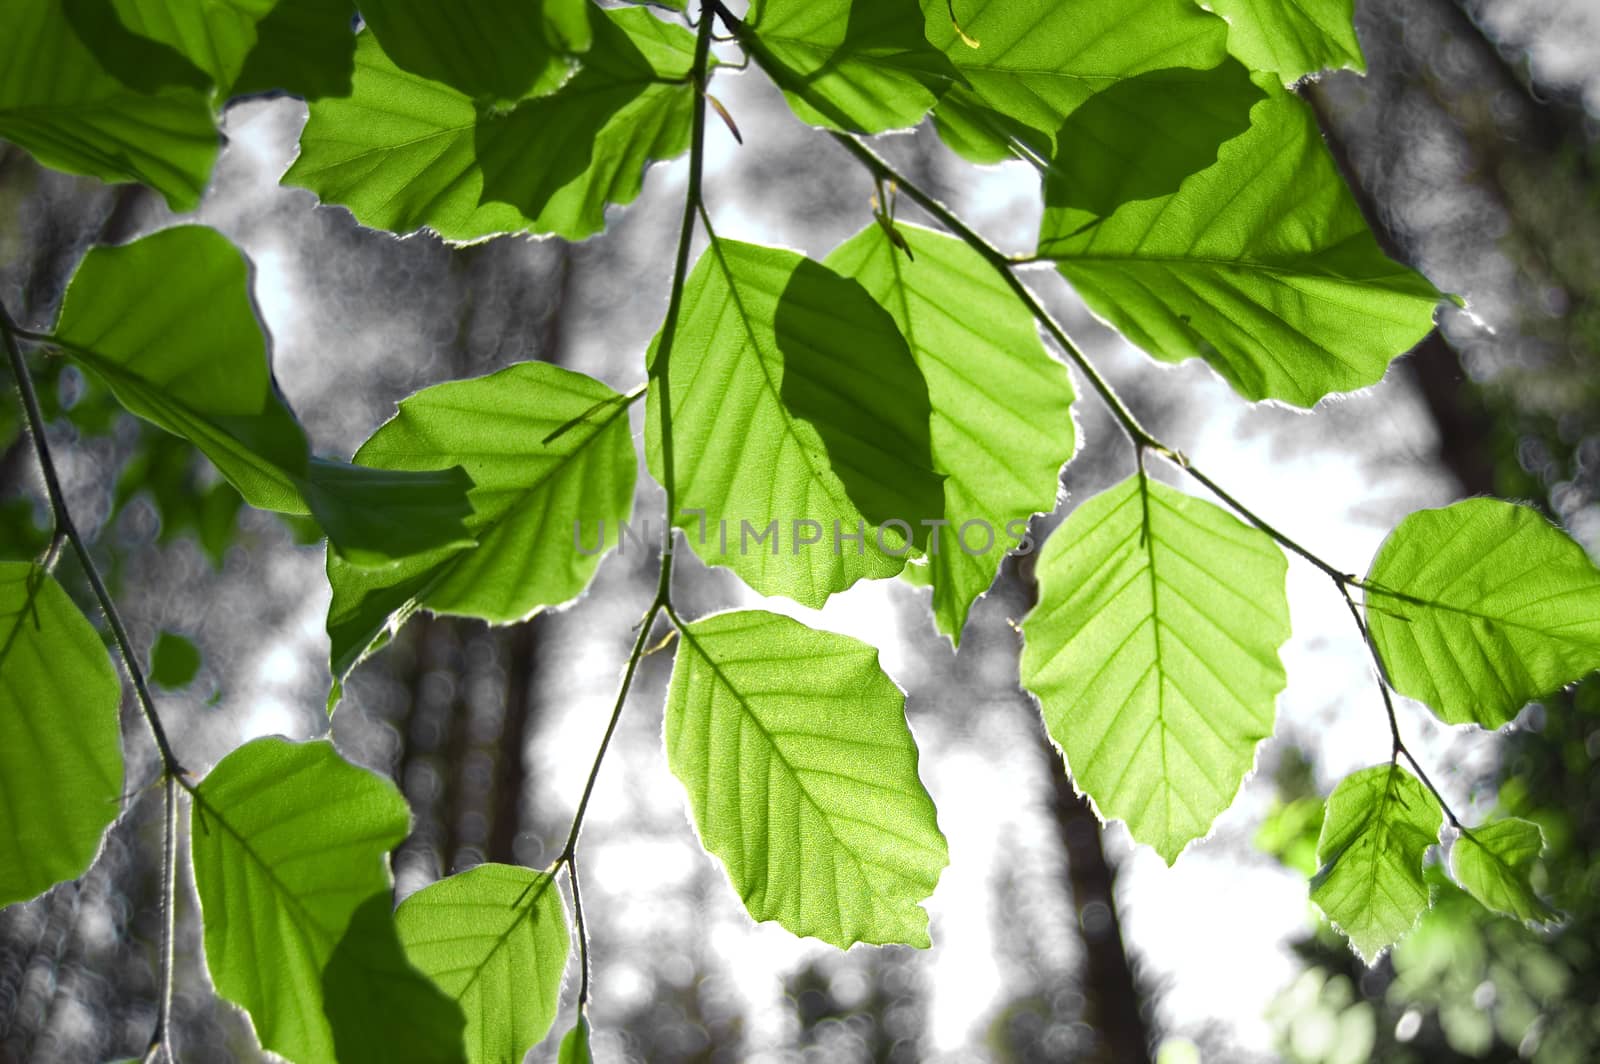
[143,776,180,1064]
[567,854,592,1009]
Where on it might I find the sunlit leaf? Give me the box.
[557,1017,592,1064]
[1310,763,1441,963]
[1038,78,1441,407]
[191,737,466,1064]
[925,0,1258,208]
[51,226,474,565]
[1199,0,1365,84]
[1365,498,1600,729]
[0,0,218,211]
[740,0,961,133]
[666,610,949,947]
[1020,473,1291,863]
[326,362,636,692]
[288,8,700,243]
[397,864,570,1064]
[1450,818,1559,926]
[645,239,945,607]
[358,0,590,105]
[0,564,123,907]
[825,222,1075,644]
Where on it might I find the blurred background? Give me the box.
[2,0,1598,1061]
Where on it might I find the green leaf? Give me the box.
[925,0,1252,187]
[1364,498,1600,729]
[1310,763,1441,963]
[0,0,218,212]
[0,563,123,907]
[232,0,357,100]
[396,864,570,1064]
[1020,473,1291,863]
[149,629,201,688]
[824,222,1075,644]
[666,610,949,948]
[287,8,700,243]
[51,226,475,564]
[103,0,277,95]
[359,0,590,105]
[1199,0,1366,84]
[557,1017,592,1064]
[1450,818,1558,926]
[740,0,961,133]
[1038,77,1442,407]
[645,238,945,608]
[325,362,637,690]
[191,737,466,1064]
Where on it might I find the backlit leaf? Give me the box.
[1038,78,1441,407]
[326,362,636,692]
[825,222,1076,644]
[1020,473,1291,863]
[1364,498,1600,729]
[397,864,570,1064]
[0,564,123,907]
[741,0,961,133]
[644,239,945,607]
[1310,763,1441,963]
[191,737,466,1063]
[1199,0,1365,84]
[666,610,949,947]
[52,226,474,565]
[0,0,218,211]
[1450,818,1558,926]
[149,629,201,688]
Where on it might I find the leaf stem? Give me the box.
[3,301,187,1063]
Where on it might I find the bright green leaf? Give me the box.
[1020,473,1291,863]
[1200,0,1366,84]
[149,629,201,688]
[288,8,700,243]
[645,238,944,607]
[1310,763,1441,963]
[51,226,475,564]
[1038,78,1442,407]
[0,563,123,907]
[925,0,1251,184]
[191,737,466,1064]
[358,0,590,106]
[1364,498,1600,729]
[1450,818,1558,926]
[0,0,218,212]
[740,0,961,134]
[397,864,570,1064]
[557,1017,592,1064]
[825,222,1076,644]
[104,0,276,95]
[325,362,637,691]
[666,610,949,948]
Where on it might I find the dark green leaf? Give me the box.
[233,0,357,100]
[825,222,1075,644]
[1450,818,1559,926]
[1038,78,1442,407]
[396,864,570,1063]
[149,630,201,688]
[358,0,590,105]
[1020,473,1291,863]
[0,0,218,211]
[102,0,277,95]
[51,226,475,564]
[1310,763,1441,963]
[325,362,637,693]
[191,737,466,1064]
[1364,498,1600,728]
[740,0,961,133]
[666,610,949,947]
[1199,0,1365,84]
[645,239,945,607]
[0,563,123,907]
